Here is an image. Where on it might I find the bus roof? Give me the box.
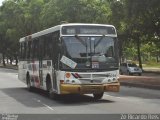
[19,23,116,42]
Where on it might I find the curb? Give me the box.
[120,81,160,90]
[0,66,18,70]
[143,68,160,74]
[143,71,160,74]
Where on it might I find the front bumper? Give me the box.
[130,71,142,74]
[60,82,120,94]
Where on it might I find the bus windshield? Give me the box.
[60,36,119,71]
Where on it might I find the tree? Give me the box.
[0,0,159,66]
[41,0,112,28]
[122,0,160,67]
[0,0,44,66]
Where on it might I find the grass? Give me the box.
[142,62,160,68]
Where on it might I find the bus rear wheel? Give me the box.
[93,92,104,100]
[26,74,32,91]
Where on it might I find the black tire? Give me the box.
[120,70,123,75]
[46,76,59,100]
[138,73,142,76]
[26,74,33,91]
[93,92,104,100]
[127,70,131,75]
[130,73,133,75]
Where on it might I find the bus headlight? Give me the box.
[113,78,116,81]
[65,72,71,78]
[108,79,111,82]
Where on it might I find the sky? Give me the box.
[0,0,4,6]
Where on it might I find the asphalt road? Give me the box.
[0,68,160,119]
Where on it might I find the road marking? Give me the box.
[41,103,54,111]
[33,98,54,111]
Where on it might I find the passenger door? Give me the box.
[39,39,43,86]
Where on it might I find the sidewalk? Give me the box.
[119,73,160,90]
[0,64,18,70]
[143,67,160,73]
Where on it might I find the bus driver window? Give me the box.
[106,46,114,57]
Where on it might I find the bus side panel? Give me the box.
[28,61,41,88]
[56,71,66,94]
[41,60,53,91]
[18,61,27,83]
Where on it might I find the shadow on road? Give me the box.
[0,87,114,108]
[107,86,160,99]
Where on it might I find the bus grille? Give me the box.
[73,73,106,84]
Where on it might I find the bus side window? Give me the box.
[52,34,56,62]
[43,36,47,59]
[32,39,38,60]
[27,41,31,60]
[46,34,53,59]
[39,38,44,60]
[19,43,22,60]
[35,40,39,59]
[52,31,60,69]
[44,34,51,59]
[22,42,26,60]
[20,43,22,60]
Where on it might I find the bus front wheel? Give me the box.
[93,92,104,100]
[46,78,58,100]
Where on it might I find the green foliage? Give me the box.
[41,0,112,28]
[0,0,160,65]
[143,62,160,68]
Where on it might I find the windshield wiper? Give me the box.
[75,35,87,47]
[94,35,105,53]
[74,35,90,67]
[94,35,105,48]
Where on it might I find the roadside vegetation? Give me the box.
[0,0,159,68]
[143,62,160,68]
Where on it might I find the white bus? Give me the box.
[18,23,120,100]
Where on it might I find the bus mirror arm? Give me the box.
[58,43,62,48]
[58,37,63,48]
[58,43,63,55]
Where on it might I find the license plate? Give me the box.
[81,86,102,93]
